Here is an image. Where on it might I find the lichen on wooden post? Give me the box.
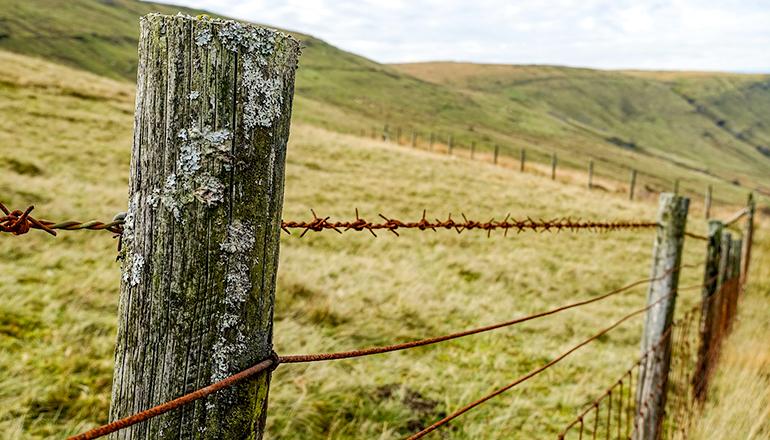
[634,193,689,440]
[109,14,300,439]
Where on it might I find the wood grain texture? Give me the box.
[693,220,723,401]
[108,13,299,440]
[634,193,689,440]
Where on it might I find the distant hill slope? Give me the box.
[1,0,768,206]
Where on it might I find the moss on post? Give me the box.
[109,14,300,439]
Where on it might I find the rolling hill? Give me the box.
[0,0,768,210]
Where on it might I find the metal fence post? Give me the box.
[634,193,689,440]
[108,14,299,439]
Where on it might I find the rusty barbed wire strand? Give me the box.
[282,209,661,237]
[406,293,675,440]
[3,202,667,238]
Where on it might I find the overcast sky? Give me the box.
[153,0,770,72]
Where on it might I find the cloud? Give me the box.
[150,0,770,72]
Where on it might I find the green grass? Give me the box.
[1,0,769,213]
[1,49,766,439]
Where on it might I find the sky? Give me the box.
[153,0,770,72]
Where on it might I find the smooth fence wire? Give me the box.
[68,268,695,440]
[557,271,742,440]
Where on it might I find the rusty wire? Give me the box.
[67,356,278,440]
[1,202,663,239]
[68,266,701,440]
[406,293,676,440]
[0,202,124,236]
[282,209,660,237]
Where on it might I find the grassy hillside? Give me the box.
[2,49,765,439]
[1,0,768,213]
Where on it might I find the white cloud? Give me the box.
[150,0,770,72]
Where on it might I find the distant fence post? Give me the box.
[629,170,637,201]
[108,14,299,439]
[634,193,689,440]
[470,141,476,159]
[693,220,723,402]
[429,132,435,151]
[673,179,680,195]
[551,153,557,180]
[396,126,402,144]
[383,124,389,141]
[725,237,742,332]
[520,148,526,172]
[704,185,712,219]
[411,131,417,148]
[448,135,453,155]
[741,193,755,286]
[588,160,594,189]
[493,144,499,164]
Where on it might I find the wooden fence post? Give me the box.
[551,153,557,180]
[493,144,499,164]
[634,193,689,440]
[470,141,476,159]
[396,126,402,144]
[704,185,712,219]
[411,131,417,148]
[693,220,723,402]
[429,132,435,151]
[725,237,743,332]
[108,14,299,439]
[520,148,526,172]
[383,123,389,141]
[588,160,594,189]
[741,193,755,286]
[629,170,637,201]
[674,179,680,194]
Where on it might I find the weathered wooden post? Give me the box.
[109,14,299,439]
[429,132,435,151]
[520,148,526,172]
[693,220,723,402]
[551,153,557,180]
[741,193,755,287]
[411,131,417,148]
[448,135,453,155]
[704,185,712,219]
[493,144,499,164]
[714,231,733,341]
[470,141,476,159]
[629,170,637,201]
[725,237,743,332]
[634,193,689,440]
[588,160,594,189]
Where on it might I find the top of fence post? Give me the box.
[107,14,300,440]
[635,192,689,440]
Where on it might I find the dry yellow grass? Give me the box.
[0,50,765,439]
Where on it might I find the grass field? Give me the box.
[0,49,767,439]
[2,0,770,212]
